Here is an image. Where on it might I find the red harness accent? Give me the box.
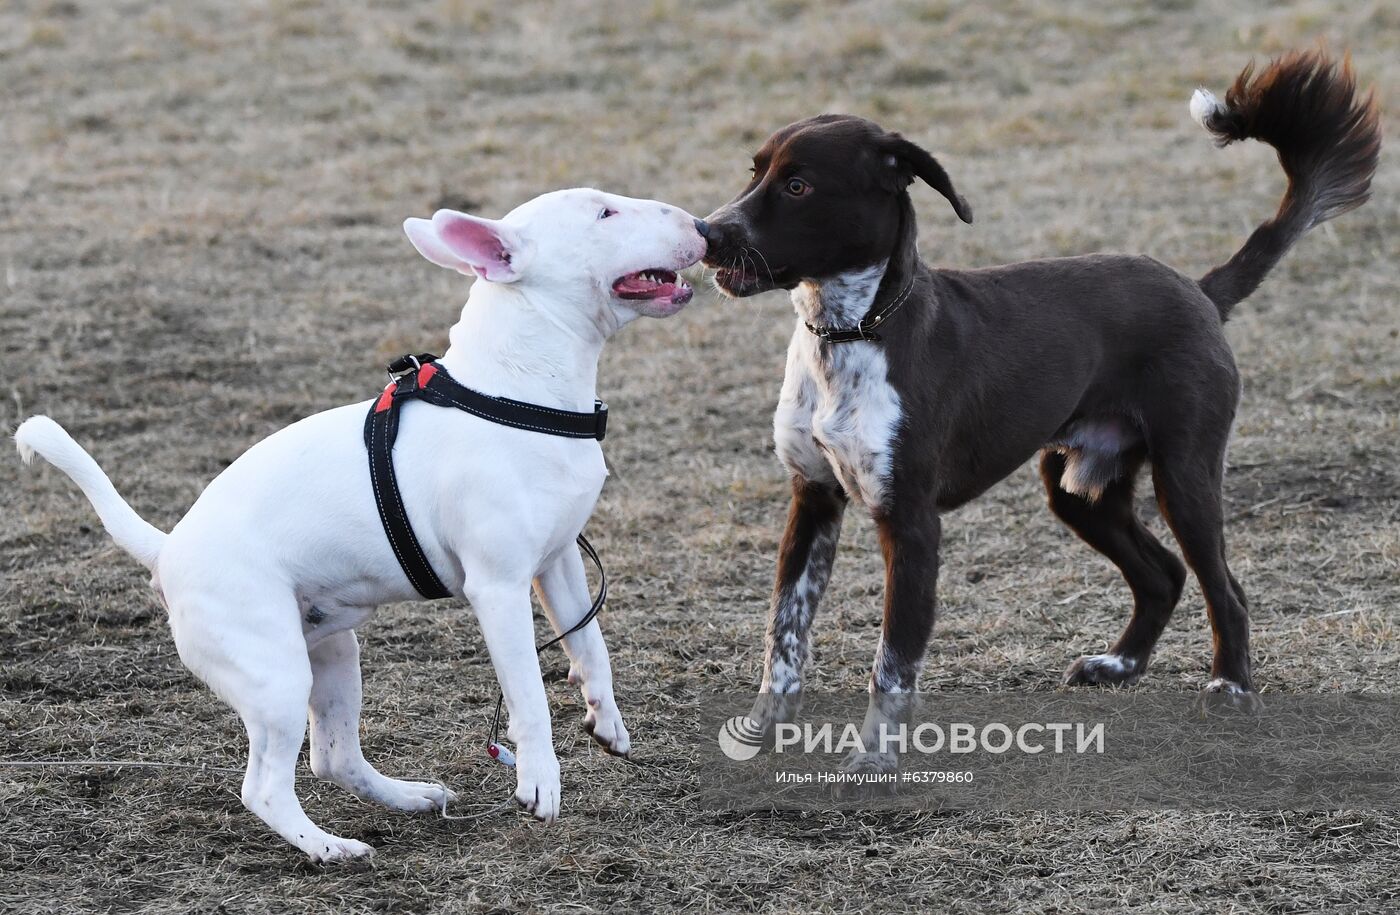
[373,383,396,414]
[374,363,435,414]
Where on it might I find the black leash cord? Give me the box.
[487,533,608,766]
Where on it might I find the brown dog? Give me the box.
[702,50,1379,708]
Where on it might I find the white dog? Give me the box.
[15,188,708,861]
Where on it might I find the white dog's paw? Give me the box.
[583,699,631,757]
[514,754,562,822]
[374,778,457,813]
[305,834,375,864]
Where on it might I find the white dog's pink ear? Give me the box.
[429,209,527,283]
[404,217,477,276]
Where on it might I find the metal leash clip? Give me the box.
[385,352,437,382]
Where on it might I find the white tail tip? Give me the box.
[15,415,60,465]
[1190,88,1225,130]
[13,414,167,570]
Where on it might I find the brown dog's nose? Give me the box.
[693,218,710,238]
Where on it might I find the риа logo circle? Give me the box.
[717,716,765,761]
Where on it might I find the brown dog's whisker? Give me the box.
[747,246,777,289]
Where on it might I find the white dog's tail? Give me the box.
[14,416,166,571]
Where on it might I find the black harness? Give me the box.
[364,352,607,599]
[363,353,609,766]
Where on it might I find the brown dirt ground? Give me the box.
[2,0,1397,912]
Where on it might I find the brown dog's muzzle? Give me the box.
[700,203,782,297]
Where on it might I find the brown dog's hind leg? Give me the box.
[1044,451,1187,687]
[1150,454,1255,696]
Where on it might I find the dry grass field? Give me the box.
[2,0,1397,911]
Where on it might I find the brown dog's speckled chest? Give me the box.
[773,268,902,510]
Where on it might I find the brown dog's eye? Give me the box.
[785,177,810,197]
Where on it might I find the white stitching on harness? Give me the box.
[387,404,445,592]
[370,402,441,595]
[432,390,595,437]
[491,396,594,418]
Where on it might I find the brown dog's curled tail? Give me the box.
[1192,48,1381,318]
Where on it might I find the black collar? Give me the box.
[803,202,921,344]
[803,277,916,343]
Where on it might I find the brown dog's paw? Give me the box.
[1195,678,1262,715]
[1063,653,1143,687]
[832,750,900,801]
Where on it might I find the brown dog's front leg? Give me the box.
[871,501,941,693]
[759,476,846,695]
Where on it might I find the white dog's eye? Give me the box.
[598,207,617,220]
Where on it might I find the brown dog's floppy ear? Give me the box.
[881,133,973,224]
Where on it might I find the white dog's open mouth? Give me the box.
[612,269,693,306]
